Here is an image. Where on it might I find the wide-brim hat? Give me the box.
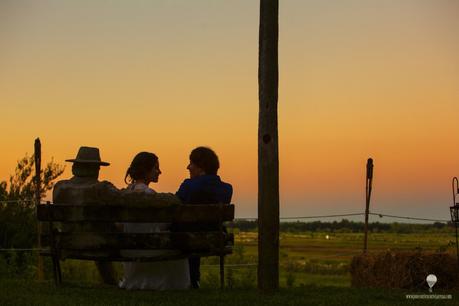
[65,146,110,166]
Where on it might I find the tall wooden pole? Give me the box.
[258,0,279,291]
[363,158,373,253]
[452,178,459,265]
[34,138,44,280]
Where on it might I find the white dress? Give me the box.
[118,183,190,290]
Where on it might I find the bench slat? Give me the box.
[37,204,234,222]
[41,232,233,251]
[40,247,233,261]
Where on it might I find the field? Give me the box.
[2,229,458,305]
[35,229,458,289]
[199,229,458,288]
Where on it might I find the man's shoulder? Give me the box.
[219,177,232,188]
[98,180,118,190]
[53,179,71,189]
[219,180,233,203]
[177,178,193,190]
[53,177,120,205]
[179,178,192,185]
[214,176,232,192]
[54,178,117,190]
[221,181,233,192]
[186,175,232,190]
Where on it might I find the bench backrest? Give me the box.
[37,204,234,223]
[37,203,234,261]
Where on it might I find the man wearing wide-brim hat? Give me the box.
[53,146,120,204]
[53,146,120,285]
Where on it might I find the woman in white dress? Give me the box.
[118,152,190,290]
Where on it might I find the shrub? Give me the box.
[350,251,459,289]
[286,272,296,288]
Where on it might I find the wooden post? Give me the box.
[34,138,44,280]
[258,0,279,292]
[363,158,373,253]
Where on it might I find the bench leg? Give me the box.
[56,258,62,285]
[52,256,59,286]
[220,255,224,289]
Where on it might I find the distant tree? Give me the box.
[0,154,64,277]
[1,154,65,203]
[235,219,447,234]
[433,222,445,229]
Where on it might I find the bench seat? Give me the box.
[37,203,235,287]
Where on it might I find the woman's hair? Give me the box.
[189,146,220,175]
[124,152,159,184]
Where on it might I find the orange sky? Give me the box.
[1,0,458,220]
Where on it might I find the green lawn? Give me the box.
[1,279,457,306]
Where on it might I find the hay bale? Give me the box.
[350,251,459,289]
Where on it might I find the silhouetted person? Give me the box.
[176,146,233,289]
[119,152,189,290]
[53,146,119,285]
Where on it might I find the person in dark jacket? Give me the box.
[176,146,232,289]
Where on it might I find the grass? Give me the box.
[3,230,458,305]
[1,279,458,306]
[9,230,454,287]
[230,231,457,265]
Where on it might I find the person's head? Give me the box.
[67,146,110,179]
[72,163,100,178]
[125,152,161,185]
[187,146,220,178]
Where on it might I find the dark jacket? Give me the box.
[174,175,233,231]
[176,175,232,205]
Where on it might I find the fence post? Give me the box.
[34,138,44,280]
[363,158,373,253]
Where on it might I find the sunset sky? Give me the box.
[1,0,458,221]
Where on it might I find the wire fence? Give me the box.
[202,263,258,268]
[0,199,452,222]
[369,212,450,223]
[0,199,35,204]
[235,212,450,223]
[3,199,452,222]
[0,248,42,252]
[235,212,366,221]
[0,199,456,255]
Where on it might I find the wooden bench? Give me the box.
[37,202,234,288]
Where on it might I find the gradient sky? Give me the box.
[1,0,458,222]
